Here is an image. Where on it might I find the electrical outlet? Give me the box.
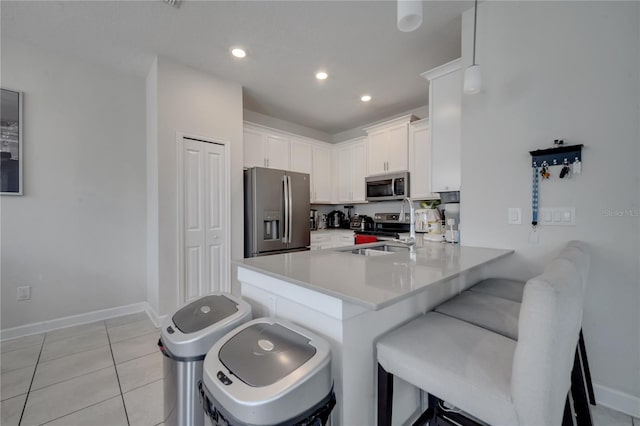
[17,286,31,301]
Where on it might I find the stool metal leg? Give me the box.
[377,364,394,426]
[571,348,593,426]
[579,330,596,405]
[562,395,576,426]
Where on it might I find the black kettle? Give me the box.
[327,210,345,228]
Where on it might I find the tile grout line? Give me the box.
[17,332,46,425]
[35,395,124,426]
[28,364,115,394]
[105,322,131,426]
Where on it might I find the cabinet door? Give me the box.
[336,146,352,202]
[266,135,290,170]
[410,123,436,199]
[243,128,266,168]
[367,130,387,175]
[430,69,462,192]
[290,139,312,174]
[350,142,367,202]
[312,145,332,203]
[386,124,409,172]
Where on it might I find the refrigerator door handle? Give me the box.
[282,175,289,243]
[287,175,293,244]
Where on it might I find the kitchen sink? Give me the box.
[335,242,411,256]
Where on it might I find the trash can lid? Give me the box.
[172,295,239,334]
[219,323,316,387]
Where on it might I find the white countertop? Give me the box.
[234,243,513,310]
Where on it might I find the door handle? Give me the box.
[287,176,293,244]
[282,176,289,243]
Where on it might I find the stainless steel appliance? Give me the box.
[159,293,252,426]
[350,214,375,230]
[200,318,335,426]
[310,209,319,231]
[327,210,345,228]
[354,212,411,241]
[244,167,311,257]
[365,171,410,201]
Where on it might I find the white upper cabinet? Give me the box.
[421,59,462,192]
[364,114,414,176]
[243,124,290,170]
[336,138,367,203]
[312,145,332,203]
[409,119,438,200]
[243,127,267,168]
[243,122,333,204]
[265,135,289,170]
[289,138,313,174]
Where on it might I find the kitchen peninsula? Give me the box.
[234,243,513,425]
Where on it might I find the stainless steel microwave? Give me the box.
[365,172,410,201]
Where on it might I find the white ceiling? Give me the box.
[1,0,470,135]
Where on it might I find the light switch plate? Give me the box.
[508,208,522,225]
[538,207,576,226]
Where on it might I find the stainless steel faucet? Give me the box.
[398,197,416,251]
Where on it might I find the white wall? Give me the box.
[146,56,243,316]
[460,1,640,413]
[0,39,147,329]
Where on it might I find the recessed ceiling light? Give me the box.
[316,71,328,80]
[231,48,246,58]
[361,95,372,102]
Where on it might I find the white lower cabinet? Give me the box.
[310,230,354,250]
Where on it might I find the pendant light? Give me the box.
[397,0,423,32]
[463,0,482,94]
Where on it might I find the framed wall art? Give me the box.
[1,88,23,195]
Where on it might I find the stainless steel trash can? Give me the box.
[200,318,335,426]
[159,293,252,426]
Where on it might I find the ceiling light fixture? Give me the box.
[231,48,246,59]
[361,95,372,102]
[316,71,328,80]
[463,0,482,94]
[397,0,423,32]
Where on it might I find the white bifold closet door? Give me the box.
[182,137,228,302]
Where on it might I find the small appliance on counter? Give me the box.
[350,214,375,231]
[327,210,345,228]
[310,209,319,231]
[416,208,445,242]
[444,203,460,243]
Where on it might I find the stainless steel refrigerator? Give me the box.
[244,167,311,257]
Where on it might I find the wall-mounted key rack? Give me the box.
[529,144,583,168]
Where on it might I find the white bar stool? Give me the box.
[377,256,584,426]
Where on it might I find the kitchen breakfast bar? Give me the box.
[234,243,513,426]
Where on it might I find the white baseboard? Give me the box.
[594,383,640,418]
[144,302,167,328]
[0,302,148,341]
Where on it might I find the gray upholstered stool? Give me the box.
[377,256,584,426]
[432,241,593,424]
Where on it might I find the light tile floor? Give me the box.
[1,312,164,426]
[1,311,638,426]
